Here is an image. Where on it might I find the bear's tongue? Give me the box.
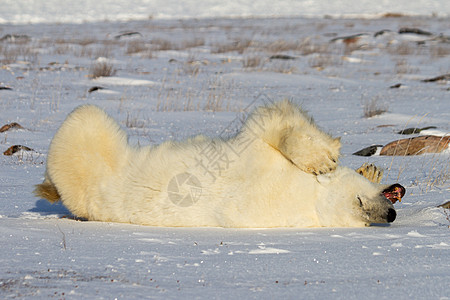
[383,184,405,204]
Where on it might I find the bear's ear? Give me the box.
[334,137,341,145]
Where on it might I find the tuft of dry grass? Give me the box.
[94,46,113,59]
[0,44,38,64]
[388,42,417,56]
[89,61,116,78]
[298,39,332,56]
[268,61,297,74]
[155,71,240,113]
[53,45,72,55]
[421,154,449,192]
[308,53,341,69]
[385,115,450,194]
[396,150,450,194]
[267,40,300,53]
[183,62,201,76]
[125,111,146,128]
[151,38,175,51]
[50,38,122,58]
[265,38,332,56]
[75,46,94,58]
[125,40,154,58]
[242,54,265,69]
[430,45,450,58]
[55,37,97,46]
[395,59,419,74]
[182,54,202,76]
[363,97,388,118]
[182,38,205,49]
[211,39,252,54]
[126,40,147,55]
[0,46,19,64]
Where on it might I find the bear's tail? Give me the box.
[34,105,129,218]
[34,175,61,203]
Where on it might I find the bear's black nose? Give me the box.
[387,208,396,223]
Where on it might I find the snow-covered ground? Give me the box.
[1,2,449,299]
[1,0,450,24]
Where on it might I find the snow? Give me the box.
[1,1,449,299]
[93,76,159,86]
[1,0,449,24]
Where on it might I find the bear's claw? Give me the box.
[356,163,383,183]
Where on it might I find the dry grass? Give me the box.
[204,93,224,112]
[49,38,123,58]
[122,37,205,53]
[125,40,147,55]
[308,53,341,69]
[4,147,45,165]
[125,40,154,58]
[182,54,202,76]
[76,46,94,58]
[388,42,417,56]
[211,39,252,54]
[242,54,265,69]
[0,46,19,64]
[55,37,97,46]
[156,87,198,112]
[420,154,450,193]
[203,77,237,112]
[266,40,300,53]
[363,97,388,118]
[392,150,450,194]
[0,44,38,64]
[53,44,72,55]
[266,38,332,56]
[385,115,450,194]
[212,38,333,57]
[182,38,205,49]
[94,46,113,59]
[298,39,332,56]
[89,61,116,78]
[395,59,419,74]
[125,111,146,128]
[151,38,176,51]
[183,62,201,76]
[430,45,450,58]
[268,61,297,74]
[156,72,240,112]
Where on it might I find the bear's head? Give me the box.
[315,167,405,227]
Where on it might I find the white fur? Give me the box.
[36,100,396,227]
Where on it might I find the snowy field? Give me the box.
[1,1,449,299]
[2,0,449,24]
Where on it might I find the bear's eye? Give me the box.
[357,196,363,207]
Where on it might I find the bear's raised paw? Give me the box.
[279,131,341,175]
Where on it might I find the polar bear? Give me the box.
[34,100,404,227]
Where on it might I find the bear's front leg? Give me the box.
[356,163,383,183]
[278,127,341,175]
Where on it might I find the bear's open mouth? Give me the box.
[382,184,405,204]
